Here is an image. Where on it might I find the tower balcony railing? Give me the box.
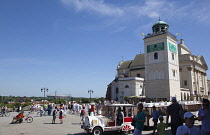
[144,31,177,39]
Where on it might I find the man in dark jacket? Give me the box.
[166,97,183,135]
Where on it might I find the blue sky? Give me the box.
[0,0,210,98]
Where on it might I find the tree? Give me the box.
[81,98,90,103]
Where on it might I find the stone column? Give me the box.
[197,71,201,100]
[203,73,208,96]
[179,68,183,87]
[193,69,198,100]
[187,67,193,95]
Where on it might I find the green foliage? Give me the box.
[22,102,32,107]
[25,99,31,103]
[6,104,14,108]
[81,98,90,103]
[59,99,66,104]
[13,102,21,107]
[3,101,8,104]
[0,96,106,107]
[94,97,105,103]
[124,96,128,102]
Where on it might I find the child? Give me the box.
[12,111,24,123]
[52,107,58,124]
[157,115,167,135]
[80,107,86,124]
[59,109,63,124]
[177,112,200,135]
[152,106,159,135]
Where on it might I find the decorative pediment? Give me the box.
[196,55,208,70]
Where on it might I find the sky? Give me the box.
[0,0,210,98]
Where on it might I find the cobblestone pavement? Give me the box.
[0,112,201,135]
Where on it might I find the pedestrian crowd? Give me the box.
[132,97,210,135]
[1,98,210,135]
[22,101,104,124]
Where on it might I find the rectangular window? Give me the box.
[116,88,118,93]
[184,80,187,86]
[137,73,141,77]
[172,53,174,60]
[173,70,175,77]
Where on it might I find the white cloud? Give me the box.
[60,0,124,16]
[192,6,210,23]
[60,0,210,25]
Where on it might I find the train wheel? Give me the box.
[92,127,103,135]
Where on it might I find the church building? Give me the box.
[106,20,209,102]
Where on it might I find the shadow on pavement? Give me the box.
[142,129,172,135]
[43,123,60,124]
[68,129,172,135]
[67,133,87,135]
[71,123,81,125]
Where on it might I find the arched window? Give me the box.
[116,88,118,93]
[154,52,158,59]
[125,85,129,88]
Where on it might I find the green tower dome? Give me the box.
[152,20,169,33]
[153,20,167,25]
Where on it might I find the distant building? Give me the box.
[106,20,210,102]
[47,94,71,99]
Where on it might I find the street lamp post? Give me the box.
[88,90,94,101]
[41,88,48,102]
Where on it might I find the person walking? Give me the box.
[116,107,124,126]
[133,103,145,135]
[13,106,16,112]
[1,105,7,116]
[176,112,200,135]
[87,103,91,116]
[52,106,58,124]
[59,109,63,124]
[80,106,86,124]
[43,103,47,111]
[157,115,167,135]
[48,103,53,116]
[151,106,159,135]
[198,99,210,135]
[166,97,183,135]
[19,105,22,113]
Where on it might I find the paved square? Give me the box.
[0,111,201,135]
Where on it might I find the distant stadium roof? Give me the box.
[47,94,71,97]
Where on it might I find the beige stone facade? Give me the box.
[106,21,209,102]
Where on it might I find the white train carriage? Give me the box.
[81,104,136,135]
